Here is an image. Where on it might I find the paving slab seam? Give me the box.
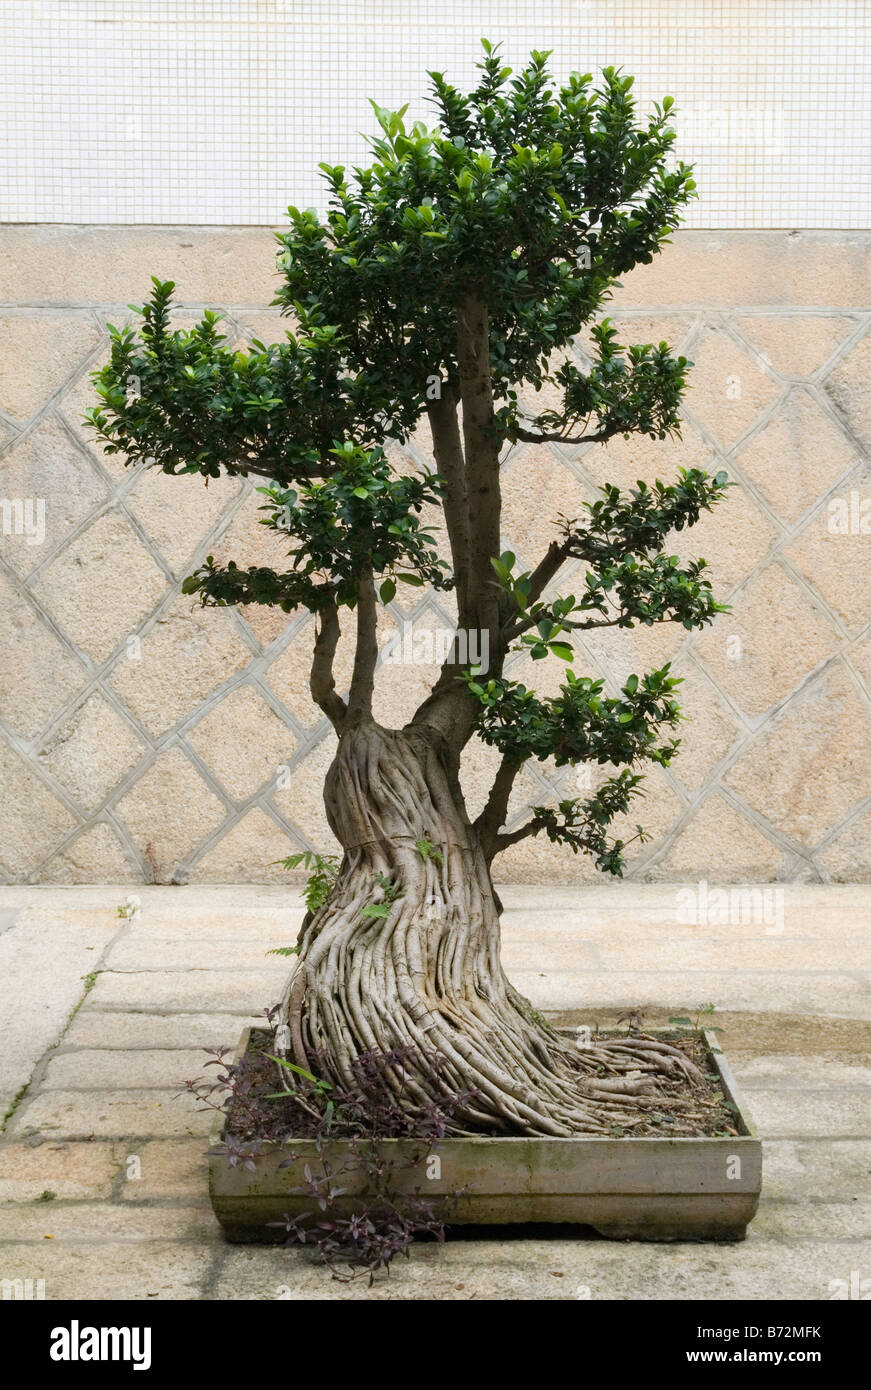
[94,967,289,975]
[77,1007,278,1016]
[49,1043,247,1053]
[0,905,172,1135]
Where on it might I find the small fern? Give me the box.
[415,837,444,865]
[273,851,340,913]
[267,853,340,959]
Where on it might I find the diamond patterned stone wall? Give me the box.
[1,228,869,884]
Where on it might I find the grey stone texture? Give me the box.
[0,228,870,883]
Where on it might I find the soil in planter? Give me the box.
[212,1026,742,1145]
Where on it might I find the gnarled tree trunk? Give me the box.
[275,719,703,1136]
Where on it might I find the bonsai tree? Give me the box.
[87,45,728,1136]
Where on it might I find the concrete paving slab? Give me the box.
[0,1240,215,1300]
[42,1050,209,1091]
[746,1090,871,1138]
[83,969,285,1013]
[210,1236,871,1301]
[761,1140,871,1200]
[0,910,121,1117]
[0,1140,123,1201]
[592,939,871,970]
[6,1090,212,1140]
[105,939,301,971]
[0,1202,218,1243]
[734,1055,871,1088]
[752,1201,871,1241]
[61,1011,261,1051]
[1,883,869,1301]
[511,968,871,1017]
[116,1140,209,1201]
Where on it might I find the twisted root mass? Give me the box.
[274,722,708,1137]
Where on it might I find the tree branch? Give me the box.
[345,571,379,724]
[309,598,347,731]
[427,384,471,618]
[526,537,573,606]
[491,817,546,854]
[504,611,625,643]
[475,754,524,862]
[233,458,335,482]
[496,532,577,647]
[458,292,503,638]
[411,296,508,750]
[513,425,613,446]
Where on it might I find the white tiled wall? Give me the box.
[1,1,868,227]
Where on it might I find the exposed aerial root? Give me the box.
[274,944,708,1136]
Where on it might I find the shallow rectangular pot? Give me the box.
[209,1026,761,1243]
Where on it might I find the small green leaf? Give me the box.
[550,642,574,662]
[264,1054,327,1087]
